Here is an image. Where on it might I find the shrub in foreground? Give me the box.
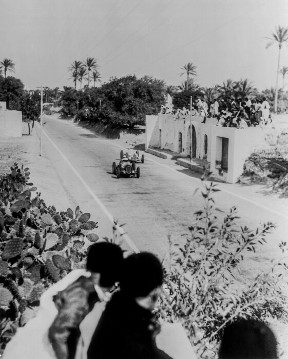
[0,164,99,354]
[159,180,288,358]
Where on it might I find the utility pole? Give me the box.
[36,86,43,156]
[190,96,193,161]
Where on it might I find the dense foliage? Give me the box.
[60,75,166,127]
[0,164,100,354]
[158,178,288,358]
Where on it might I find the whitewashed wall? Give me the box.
[0,108,22,138]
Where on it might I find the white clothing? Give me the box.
[2,269,101,359]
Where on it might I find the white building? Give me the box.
[146,113,269,183]
[0,101,22,138]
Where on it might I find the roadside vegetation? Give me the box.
[0,164,288,358]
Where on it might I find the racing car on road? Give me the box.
[112,156,140,178]
[120,149,144,163]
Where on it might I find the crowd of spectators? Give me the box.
[160,96,272,129]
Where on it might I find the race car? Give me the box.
[112,156,140,178]
[120,149,144,164]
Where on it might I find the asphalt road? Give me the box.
[31,115,288,262]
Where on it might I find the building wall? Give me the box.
[0,102,6,110]
[0,108,22,138]
[146,113,267,184]
[146,115,160,149]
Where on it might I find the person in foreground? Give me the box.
[48,242,124,359]
[218,318,277,359]
[87,251,173,359]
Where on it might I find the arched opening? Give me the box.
[204,134,208,156]
[178,132,182,153]
[192,125,196,158]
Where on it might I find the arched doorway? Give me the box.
[204,134,208,156]
[192,125,196,158]
[178,132,182,153]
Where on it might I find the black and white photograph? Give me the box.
[0,1,288,358]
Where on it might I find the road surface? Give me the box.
[26,115,287,265]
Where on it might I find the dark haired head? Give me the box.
[86,242,124,287]
[120,252,163,298]
[219,319,277,359]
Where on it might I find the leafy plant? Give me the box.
[0,164,99,354]
[158,179,288,358]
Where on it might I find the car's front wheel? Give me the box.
[136,167,140,178]
[112,162,116,175]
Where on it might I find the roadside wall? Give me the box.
[146,115,159,149]
[0,109,22,138]
[0,102,6,110]
[146,113,267,184]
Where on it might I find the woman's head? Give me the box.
[120,252,164,310]
[219,318,277,359]
[86,242,124,288]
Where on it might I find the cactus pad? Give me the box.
[0,287,13,306]
[52,255,71,271]
[78,213,91,223]
[46,259,60,282]
[2,237,23,260]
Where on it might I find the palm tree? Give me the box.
[0,58,15,78]
[84,57,98,88]
[181,62,197,91]
[234,79,256,99]
[78,67,87,89]
[69,60,83,89]
[92,70,101,87]
[216,79,236,100]
[266,26,288,112]
[280,66,288,91]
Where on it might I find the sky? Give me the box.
[1,0,288,91]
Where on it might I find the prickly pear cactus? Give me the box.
[2,237,23,260]
[0,287,13,306]
[46,259,60,282]
[52,254,71,271]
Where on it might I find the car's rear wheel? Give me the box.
[141,154,144,163]
[112,162,116,175]
[120,150,124,159]
[136,167,140,178]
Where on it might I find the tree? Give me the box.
[266,26,288,112]
[280,66,288,91]
[69,61,83,89]
[92,70,101,87]
[20,90,41,134]
[0,76,24,110]
[203,87,218,111]
[217,79,237,100]
[78,67,87,89]
[84,57,98,88]
[0,58,15,79]
[234,79,256,99]
[181,62,197,91]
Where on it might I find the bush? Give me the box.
[159,180,288,358]
[0,164,100,354]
